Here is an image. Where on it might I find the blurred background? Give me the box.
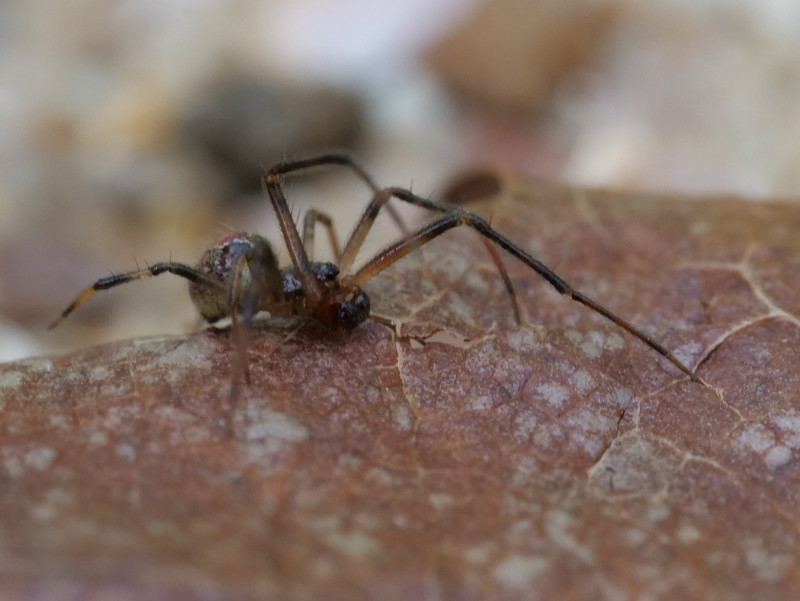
[2,0,799,361]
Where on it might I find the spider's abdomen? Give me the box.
[189,232,279,322]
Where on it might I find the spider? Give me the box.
[50,154,697,383]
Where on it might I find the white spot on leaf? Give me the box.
[464,541,497,564]
[116,443,136,463]
[324,529,381,559]
[492,554,550,590]
[536,381,571,409]
[244,409,308,442]
[677,524,701,544]
[3,456,23,478]
[738,424,775,454]
[506,328,540,352]
[764,445,791,470]
[745,544,793,583]
[393,404,412,430]
[570,370,596,394]
[429,493,454,510]
[470,395,493,411]
[25,447,56,471]
[0,370,24,388]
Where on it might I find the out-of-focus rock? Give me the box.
[427,0,616,112]
[179,78,365,197]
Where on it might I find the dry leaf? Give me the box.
[2,173,800,600]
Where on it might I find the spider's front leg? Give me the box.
[348,203,697,380]
[264,154,411,274]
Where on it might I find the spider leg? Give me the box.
[388,186,522,323]
[337,188,392,274]
[262,174,323,305]
[349,207,696,379]
[338,185,522,322]
[303,209,342,262]
[225,238,285,388]
[265,154,410,271]
[265,157,519,322]
[264,156,377,306]
[267,154,384,193]
[228,254,252,387]
[478,237,522,324]
[48,262,220,330]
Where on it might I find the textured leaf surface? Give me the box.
[2,176,799,600]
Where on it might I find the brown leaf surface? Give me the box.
[2,175,800,600]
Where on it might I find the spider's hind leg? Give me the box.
[49,262,216,330]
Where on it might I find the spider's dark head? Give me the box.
[323,283,371,331]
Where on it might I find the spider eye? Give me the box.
[336,292,370,330]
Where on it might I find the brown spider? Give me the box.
[50,154,697,383]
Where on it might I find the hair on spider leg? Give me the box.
[51,154,698,387]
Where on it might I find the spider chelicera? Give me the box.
[50,154,697,383]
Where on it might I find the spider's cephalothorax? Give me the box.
[51,153,697,385]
